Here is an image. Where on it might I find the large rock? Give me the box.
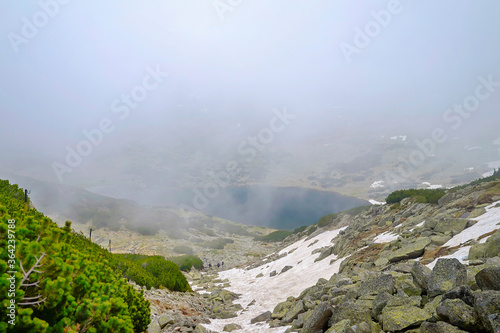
[223,323,241,332]
[147,320,161,333]
[475,267,500,291]
[194,325,213,333]
[301,302,333,333]
[281,300,305,324]
[434,218,468,235]
[387,238,432,263]
[358,274,395,296]
[428,259,467,297]
[325,319,355,333]
[372,291,393,321]
[380,304,432,331]
[158,313,175,328]
[271,300,292,319]
[436,298,480,331]
[442,285,474,307]
[469,229,500,259]
[419,321,468,332]
[330,301,372,326]
[250,311,271,324]
[473,290,500,333]
[411,261,432,292]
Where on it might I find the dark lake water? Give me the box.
[86,185,369,230]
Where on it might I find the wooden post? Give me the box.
[24,189,29,214]
[89,228,93,243]
[108,239,111,252]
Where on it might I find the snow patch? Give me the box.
[369,199,386,205]
[202,228,347,332]
[390,135,407,141]
[373,231,399,244]
[426,200,500,268]
[371,180,385,189]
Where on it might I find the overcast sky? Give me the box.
[1,1,499,184]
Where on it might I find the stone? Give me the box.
[147,320,161,333]
[428,259,467,297]
[280,265,293,274]
[442,285,474,307]
[158,313,175,328]
[473,290,500,333]
[411,260,432,291]
[434,218,468,235]
[430,234,452,246]
[223,323,241,332]
[357,274,395,296]
[436,298,480,331]
[423,295,443,319]
[330,301,371,326]
[301,302,333,333]
[380,304,431,331]
[315,247,335,262]
[419,321,468,332]
[250,311,271,324]
[469,229,500,259]
[371,291,392,321]
[475,267,500,291]
[387,237,432,263]
[193,325,213,333]
[281,300,305,324]
[270,270,277,277]
[325,319,354,333]
[355,321,372,333]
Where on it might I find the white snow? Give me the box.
[390,135,407,141]
[426,200,500,268]
[201,228,347,332]
[371,180,385,189]
[373,231,399,244]
[369,199,386,205]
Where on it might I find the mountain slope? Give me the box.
[188,177,500,332]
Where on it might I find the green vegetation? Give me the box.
[467,168,500,186]
[110,254,191,291]
[0,179,194,332]
[202,238,234,249]
[168,255,204,272]
[386,188,446,204]
[292,225,308,234]
[254,230,292,242]
[0,180,151,332]
[173,245,194,254]
[317,213,338,228]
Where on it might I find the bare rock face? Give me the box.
[428,258,467,298]
[475,267,500,291]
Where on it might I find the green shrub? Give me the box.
[254,230,292,242]
[386,188,446,204]
[0,179,151,332]
[111,254,191,291]
[293,225,307,234]
[317,213,338,227]
[169,254,204,271]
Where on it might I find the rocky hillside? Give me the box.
[175,178,500,333]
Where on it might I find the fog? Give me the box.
[1,1,500,221]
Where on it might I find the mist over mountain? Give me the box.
[1,1,500,225]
